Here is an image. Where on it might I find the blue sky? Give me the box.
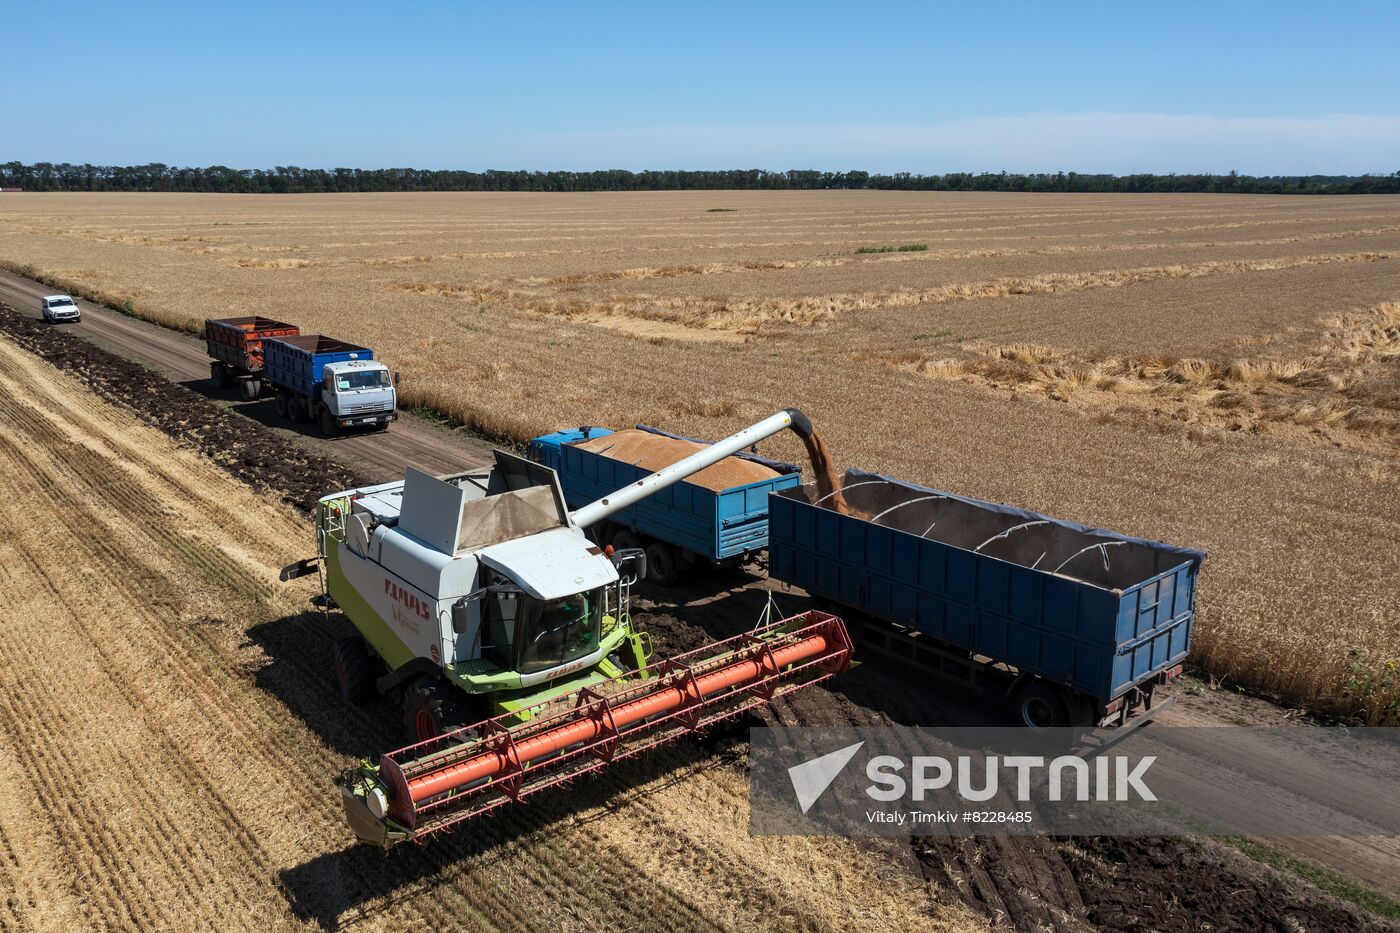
[7,0,1399,174]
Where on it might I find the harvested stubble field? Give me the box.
[2,190,1398,722]
[0,332,975,932]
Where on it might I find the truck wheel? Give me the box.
[210,362,229,389]
[1012,681,1069,730]
[402,677,472,743]
[273,392,288,418]
[611,529,641,552]
[645,542,686,587]
[237,377,261,402]
[319,408,339,436]
[334,636,378,703]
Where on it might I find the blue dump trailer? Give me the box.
[768,469,1205,728]
[263,334,397,436]
[527,425,803,585]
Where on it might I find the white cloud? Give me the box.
[508,112,1400,175]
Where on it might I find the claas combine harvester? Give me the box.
[284,409,853,847]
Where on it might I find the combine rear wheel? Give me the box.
[334,636,379,702]
[402,677,473,742]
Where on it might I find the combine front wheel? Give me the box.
[402,678,473,743]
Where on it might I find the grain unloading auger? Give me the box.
[286,409,853,847]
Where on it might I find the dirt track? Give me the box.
[0,267,494,483]
[638,577,1397,932]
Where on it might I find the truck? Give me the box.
[205,316,300,401]
[288,409,852,847]
[527,425,802,585]
[767,469,1205,730]
[262,334,398,436]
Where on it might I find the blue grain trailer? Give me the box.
[263,334,398,436]
[528,425,803,585]
[768,469,1204,728]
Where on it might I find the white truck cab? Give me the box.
[41,295,81,323]
[320,359,397,432]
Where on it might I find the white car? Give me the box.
[41,295,81,323]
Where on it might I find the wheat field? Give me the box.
[2,190,1398,721]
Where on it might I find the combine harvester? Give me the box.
[285,410,853,847]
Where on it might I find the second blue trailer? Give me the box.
[528,425,802,585]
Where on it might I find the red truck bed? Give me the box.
[205,316,300,373]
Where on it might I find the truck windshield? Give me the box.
[334,370,390,390]
[514,590,602,675]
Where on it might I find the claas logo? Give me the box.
[385,579,432,621]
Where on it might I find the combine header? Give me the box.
[342,611,849,846]
[285,409,853,847]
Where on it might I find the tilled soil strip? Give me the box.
[0,305,369,511]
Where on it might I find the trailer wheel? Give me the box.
[645,542,685,587]
[210,362,229,389]
[334,636,378,703]
[319,408,339,436]
[1012,680,1069,730]
[237,377,261,402]
[402,677,473,742]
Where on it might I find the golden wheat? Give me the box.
[2,190,1398,722]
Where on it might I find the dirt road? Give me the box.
[0,267,493,481]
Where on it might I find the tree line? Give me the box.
[3,162,1398,194]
